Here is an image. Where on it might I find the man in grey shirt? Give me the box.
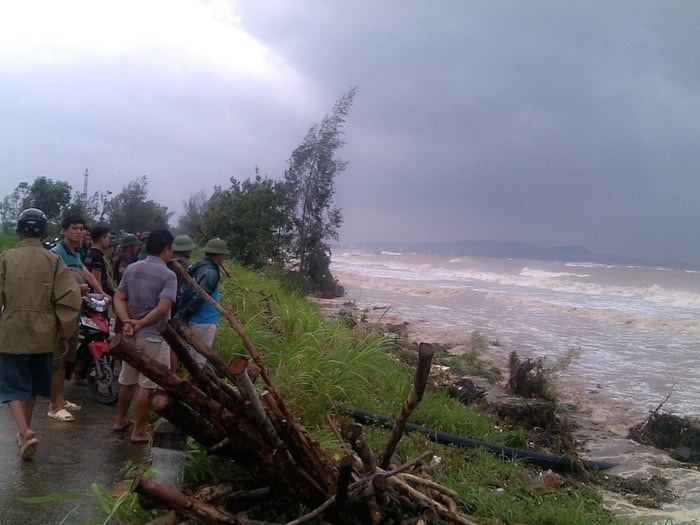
[112,229,176,443]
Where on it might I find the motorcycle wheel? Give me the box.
[86,354,121,405]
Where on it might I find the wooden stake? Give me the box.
[379,342,434,469]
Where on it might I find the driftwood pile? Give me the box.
[108,263,478,524]
[629,411,700,463]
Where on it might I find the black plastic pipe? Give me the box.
[340,406,618,472]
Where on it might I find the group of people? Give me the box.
[0,207,230,458]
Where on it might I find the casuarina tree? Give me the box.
[284,87,356,295]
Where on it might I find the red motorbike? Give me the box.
[74,293,121,404]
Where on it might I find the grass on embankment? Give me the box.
[168,261,618,525]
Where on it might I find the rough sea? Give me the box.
[329,247,700,522]
[331,248,700,421]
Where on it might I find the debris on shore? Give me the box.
[628,411,700,463]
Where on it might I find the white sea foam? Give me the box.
[332,249,700,417]
[333,256,700,311]
[520,267,590,279]
[565,262,610,269]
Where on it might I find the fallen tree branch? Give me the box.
[399,472,458,497]
[229,355,282,448]
[389,476,477,525]
[285,450,435,525]
[132,476,240,524]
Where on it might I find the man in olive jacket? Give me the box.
[0,208,81,459]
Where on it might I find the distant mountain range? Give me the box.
[342,240,698,270]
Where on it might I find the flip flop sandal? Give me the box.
[63,401,82,411]
[113,419,133,432]
[47,408,75,422]
[20,433,38,460]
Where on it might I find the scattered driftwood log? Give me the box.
[107,261,480,524]
[446,377,486,405]
[628,411,700,463]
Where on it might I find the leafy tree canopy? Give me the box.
[0,177,73,233]
[105,176,172,233]
[203,174,291,268]
[23,177,72,222]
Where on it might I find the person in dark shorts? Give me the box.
[0,208,81,459]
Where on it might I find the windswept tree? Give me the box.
[284,87,356,294]
[203,174,290,268]
[177,190,209,236]
[85,189,113,223]
[105,176,172,233]
[63,189,113,224]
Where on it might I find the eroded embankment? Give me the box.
[312,295,700,524]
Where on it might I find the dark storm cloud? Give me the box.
[1,1,698,263]
[236,1,699,262]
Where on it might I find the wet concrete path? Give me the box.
[0,382,149,524]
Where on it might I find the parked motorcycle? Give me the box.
[74,293,121,404]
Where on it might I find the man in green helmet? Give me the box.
[114,234,141,284]
[169,234,195,310]
[176,238,229,365]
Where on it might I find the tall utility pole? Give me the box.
[82,169,89,207]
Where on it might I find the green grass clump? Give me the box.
[0,232,18,251]
[431,330,503,382]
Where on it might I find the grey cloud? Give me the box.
[1,1,698,263]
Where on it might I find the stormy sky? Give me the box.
[1,1,698,263]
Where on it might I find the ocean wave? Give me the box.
[483,292,700,335]
[332,259,700,311]
[520,267,590,279]
[565,262,611,269]
[333,252,700,429]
